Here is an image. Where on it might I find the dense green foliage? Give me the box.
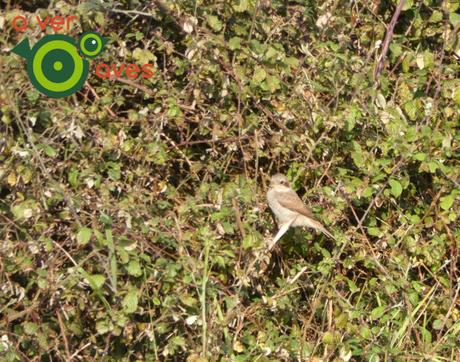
[1,0,459,360]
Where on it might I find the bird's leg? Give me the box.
[268,219,294,251]
[268,225,288,250]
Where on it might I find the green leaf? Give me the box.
[44,145,57,158]
[23,322,39,335]
[284,57,299,68]
[404,100,417,121]
[429,10,443,23]
[106,229,118,293]
[376,93,386,108]
[423,51,434,69]
[249,39,266,55]
[68,169,78,188]
[402,53,412,72]
[252,67,266,84]
[440,194,455,211]
[402,0,413,11]
[390,43,402,58]
[351,147,364,168]
[171,335,186,347]
[11,200,39,220]
[398,82,413,103]
[346,105,361,131]
[126,259,142,276]
[427,161,439,173]
[389,179,402,198]
[412,152,426,161]
[77,227,92,245]
[96,319,112,334]
[122,288,139,313]
[370,306,386,320]
[322,331,335,345]
[416,53,425,70]
[453,88,460,106]
[368,227,382,237]
[206,15,222,32]
[108,163,121,181]
[265,46,278,60]
[228,37,242,50]
[450,12,460,27]
[242,234,256,249]
[432,319,443,330]
[132,48,156,64]
[233,0,249,12]
[347,278,359,293]
[87,274,105,290]
[265,75,281,93]
[421,327,432,344]
[360,325,371,339]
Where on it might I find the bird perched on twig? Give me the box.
[266,173,335,250]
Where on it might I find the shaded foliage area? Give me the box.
[0,0,459,360]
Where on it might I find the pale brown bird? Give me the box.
[267,173,334,249]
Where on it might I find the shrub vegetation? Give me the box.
[0,0,459,360]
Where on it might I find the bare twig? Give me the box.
[358,158,405,227]
[374,0,405,83]
[109,8,155,18]
[69,342,91,360]
[288,266,308,285]
[434,283,460,348]
[56,309,72,361]
[232,198,246,240]
[248,0,260,41]
[84,82,117,118]
[172,134,250,149]
[232,197,246,270]
[11,106,82,227]
[160,132,199,180]
[113,76,156,97]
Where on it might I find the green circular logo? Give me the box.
[78,32,106,58]
[11,33,106,98]
[21,35,88,98]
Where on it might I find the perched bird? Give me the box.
[266,173,334,249]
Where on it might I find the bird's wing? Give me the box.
[275,189,317,220]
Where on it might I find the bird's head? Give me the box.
[269,173,290,188]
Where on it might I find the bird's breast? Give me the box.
[267,188,298,225]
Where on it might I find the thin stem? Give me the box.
[201,237,210,356]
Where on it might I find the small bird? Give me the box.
[266,173,334,249]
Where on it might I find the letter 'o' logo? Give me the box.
[11,32,106,98]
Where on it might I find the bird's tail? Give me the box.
[310,219,335,240]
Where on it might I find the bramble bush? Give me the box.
[0,0,459,361]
